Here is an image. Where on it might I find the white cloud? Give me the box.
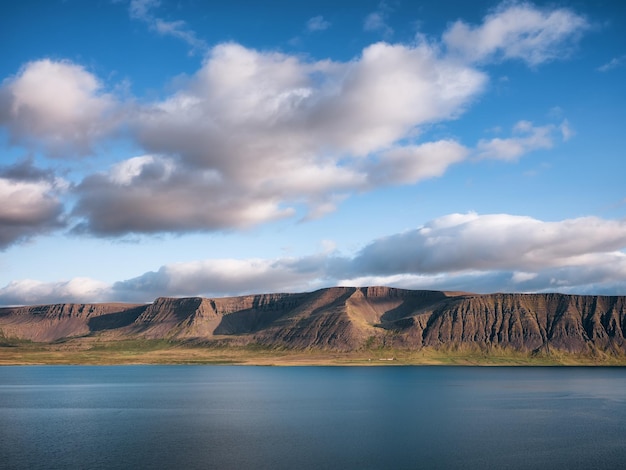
[0,278,110,306]
[364,2,393,37]
[365,140,468,186]
[352,213,626,274]
[73,154,293,235]
[73,41,484,235]
[0,179,58,223]
[306,15,331,32]
[337,273,450,291]
[0,160,66,249]
[364,13,391,35]
[476,120,555,161]
[108,154,176,185]
[128,0,159,20]
[560,119,574,141]
[153,19,207,52]
[312,42,485,155]
[511,271,538,283]
[0,59,116,156]
[0,3,591,240]
[443,1,589,65]
[111,258,323,302]
[597,55,626,72]
[0,178,64,248]
[127,0,206,53]
[5,213,626,305]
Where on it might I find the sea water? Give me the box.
[1,366,625,469]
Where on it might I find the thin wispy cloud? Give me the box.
[597,55,626,72]
[560,119,575,141]
[364,1,394,37]
[443,1,589,64]
[476,121,557,161]
[306,15,331,32]
[127,0,207,54]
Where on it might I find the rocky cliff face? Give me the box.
[0,303,146,342]
[380,292,626,354]
[1,287,625,355]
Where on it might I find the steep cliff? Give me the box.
[0,303,146,342]
[1,287,626,355]
[412,293,626,354]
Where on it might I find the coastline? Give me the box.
[2,340,625,366]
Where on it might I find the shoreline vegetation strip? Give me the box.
[2,341,625,366]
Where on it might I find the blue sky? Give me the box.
[1,0,626,305]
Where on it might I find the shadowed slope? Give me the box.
[0,303,146,341]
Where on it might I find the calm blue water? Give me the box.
[1,366,625,470]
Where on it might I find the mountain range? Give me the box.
[2,287,626,357]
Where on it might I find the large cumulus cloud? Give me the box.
[0,2,590,240]
[73,41,483,235]
[351,213,626,274]
[69,0,589,235]
[0,60,117,156]
[0,159,66,249]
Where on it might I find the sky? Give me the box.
[1,0,626,306]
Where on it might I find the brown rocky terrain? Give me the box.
[1,287,626,356]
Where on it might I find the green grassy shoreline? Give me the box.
[2,338,626,366]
